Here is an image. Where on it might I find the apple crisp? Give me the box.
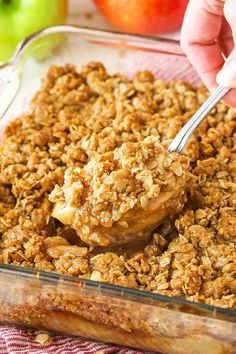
[0,62,235,309]
[50,137,193,246]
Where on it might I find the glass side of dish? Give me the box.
[0,26,235,354]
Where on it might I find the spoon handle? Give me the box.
[168,86,230,154]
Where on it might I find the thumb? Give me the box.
[217,49,236,87]
[216,0,236,87]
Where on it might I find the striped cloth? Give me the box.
[0,324,144,354]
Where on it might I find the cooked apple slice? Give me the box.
[49,137,193,247]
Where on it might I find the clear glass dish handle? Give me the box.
[0,64,20,120]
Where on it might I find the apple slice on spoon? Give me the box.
[50,136,194,247]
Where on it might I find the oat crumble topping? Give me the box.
[50,136,192,246]
[0,62,235,309]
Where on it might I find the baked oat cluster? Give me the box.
[50,137,192,246]
[0,62,235,309]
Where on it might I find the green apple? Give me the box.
[0,0,67,62]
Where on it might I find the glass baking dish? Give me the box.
[0,26,235,354]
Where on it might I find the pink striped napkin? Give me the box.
[0,324,145,354]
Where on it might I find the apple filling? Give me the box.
[49,136,193,247]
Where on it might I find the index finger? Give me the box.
[180,0,225,90]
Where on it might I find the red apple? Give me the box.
[94,0,189,35]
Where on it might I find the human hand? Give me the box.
[181,0,236,107]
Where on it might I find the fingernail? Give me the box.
[216,60,236,87]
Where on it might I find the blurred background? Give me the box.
[67,0,186,38]
[0,0,188,62]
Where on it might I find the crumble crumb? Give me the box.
[35,333,53,346]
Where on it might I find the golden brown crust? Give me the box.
[0,62,235,309]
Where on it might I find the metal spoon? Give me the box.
[168,86,230,153]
